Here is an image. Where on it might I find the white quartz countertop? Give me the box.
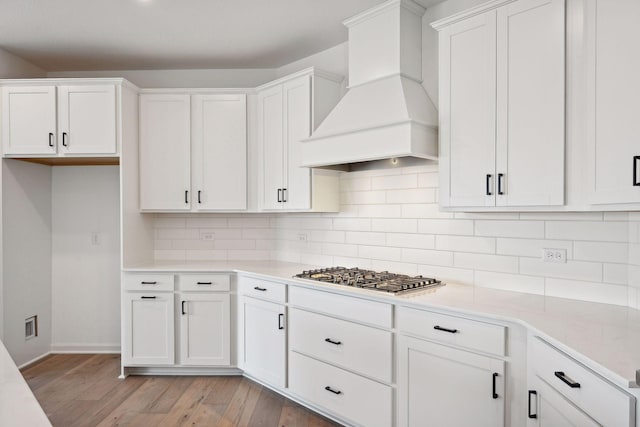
[0,341,51,426]
[125,260,640,389]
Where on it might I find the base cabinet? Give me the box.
[527,376,599,426]
[397,335,505,427]
[238,295,286,388]
[123,292,175,366]
[178,293,230,366]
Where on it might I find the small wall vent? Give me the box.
[25,315,38,340]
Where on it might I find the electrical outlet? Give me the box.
[298,233,309,242]
[542,248,567,263]
[201,232,215,241]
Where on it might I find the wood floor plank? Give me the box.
[279,404,310,427]
[247,386,285,427]
[147,376,195,414]
[23,354,93,391]
[218,377,262,427]
[156,377,218,426]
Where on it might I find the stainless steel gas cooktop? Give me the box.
[294,267,444,294]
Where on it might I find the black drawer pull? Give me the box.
[140,296,156,299]
[181,301,186,315]
[282,188,287,202]
[497,173,505,195]
[324,386,342,395]
[141,281,157,285]
[198,190,202,204]
[486,174,492,196]
[433,325,458,334]
[554,371,581,388]
[492,372,499,399]
[528,390,537,419]
[634,156,640,186]
[254,286,267,292]
[278,313,284,330]
[325,338,342,346]
[277,188,282,203]
[48,132,54,147]
[62,132,68,147]
[185,190,189,204]
[196,282,212,285]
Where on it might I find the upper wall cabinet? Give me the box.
[1,82,119,157]
[256,68,342,212]
[586,0,640,205]
[139,92,247,212]
[434,0,565,209]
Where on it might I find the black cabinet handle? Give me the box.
[278,313,284,330]
[433,325,458,334]
[254,286,267,292]
[196,281,212,285]
[554,371,581,388]
[325,338,342,346]
[528,390,537,419]
[486,174,492,196]
[277,188,282,203]
[634,156,640,186]
[185,190,189,204]
[62,132,68,147]
[198,190,202,204]
[181,300,186,315]
[141,296,156,299]
[497,173,505,195]
[492,372,499,399]
[282,188,287,203]
[48,132,54,147]
[140,281,157,285]
[324,386,342,395]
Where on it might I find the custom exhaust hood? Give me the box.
[301,0,439,170]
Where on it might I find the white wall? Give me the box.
[2,160,52,366]
[0,48,46,79]
[629,213,640,309]
[276,42,348,80]
[51,166,121,352]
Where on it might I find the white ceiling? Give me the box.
[0,0,403,71]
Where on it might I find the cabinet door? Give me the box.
[283,75,312,210]
[587,0,640,204]
[178,293,230,366]
[398,335,505,427]
[124,293,174,366]
[57,85,117,155]
[257,85,285,210]
[439,11,497,207]
[2,86,57,155]
[496,0,565,206]
[139,94,191,211]
[192,94,247,211]
[239,296,286,387]
[528,376,599,426]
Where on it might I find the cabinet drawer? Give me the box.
[124,273,174,291]
[289,286,392,329]
[289,308,392,383]
[531,337,635,427]
[238,276,286,303]
[397,307,505,356]
[178,274,230,292]
[289,351,392,427]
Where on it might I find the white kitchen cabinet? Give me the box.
[527,376,599,426]
[586,0,640,205]
[139,92,247,211]
[2,83,118,157]
[238,295,286,388]
[256,69,341,212]
[435,0,565,209]
[397,335,505,427]
[123,292,174,366]
[178,293,230,366]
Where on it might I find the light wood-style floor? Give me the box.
[21,354,342,427]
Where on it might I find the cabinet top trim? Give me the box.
[139,87,253,95]
[431,0,517,30]
[0,77,138,91]
[255,67,344,92]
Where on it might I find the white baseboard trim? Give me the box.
[18,351,52,369]
[50,344,121,354]
[123,366,243,376]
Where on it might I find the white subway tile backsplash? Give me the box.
[475,221,544,239]
[321,243,359,257]
[417,265,474,284]
[213,240,256,250]
[435,235,496,254]
[519,212,603,221]
[372,218,418,233]
[155,217,187,228]
[418,219,474,235]
[417,172,439,188]
[545,279,628,306]
[228,217,271,228]
[345,231,386,246]
[573,241,628,263]
[341,191,386,205]
[185,217,228,228]
[401,248,454,266]
[333,218,372,231]
[185,250,227,261]
[603,263,628,285]
[546,221,628,242]
[370,260,418,275]
[309,230,345,243]
[474,271,545,295]
[172,239,215,250]
[371,174,417,190]
[496,238,573,258]
[156,228,200,240]
[454,253,519,274]
[402,204,454,218]
[454,212,520,220]
[340,177,371,191]
[387,233,435,249]
[386,188,436,204]
[358,204,402,218]
[358,245,402,262]
[520,258,603,282]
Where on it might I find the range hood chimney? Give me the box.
[301,0,438,169]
